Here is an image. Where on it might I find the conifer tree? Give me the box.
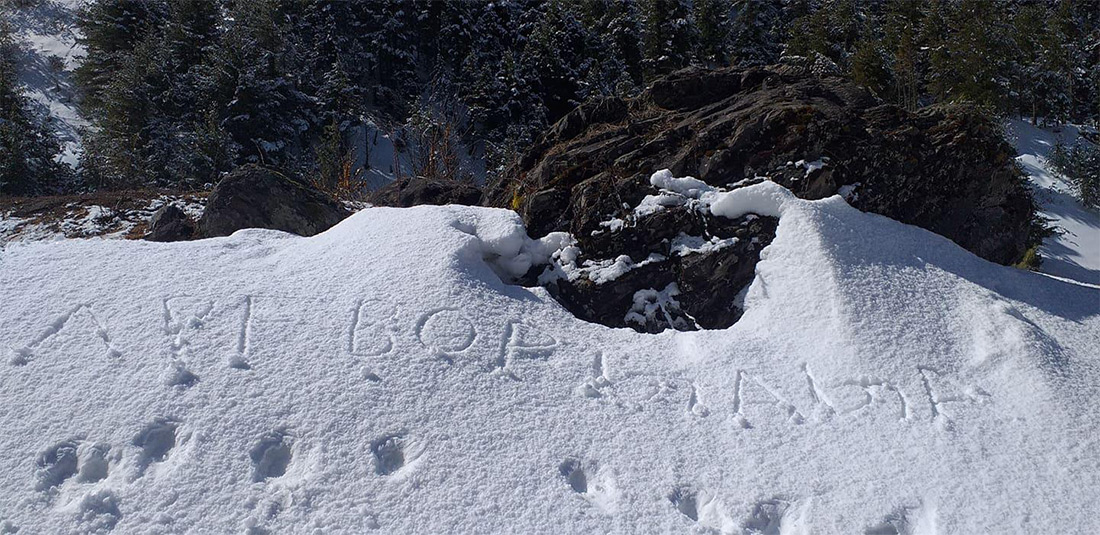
[640,0,697,80]
[0,21,67,195]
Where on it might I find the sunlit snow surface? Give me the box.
[1,183,1097,533]
[1005,119,1100,285]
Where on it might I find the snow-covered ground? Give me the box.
[4,0,89,166]
[1005,119,1100,285]
[2,179,1096,534]
[0,194,205,243]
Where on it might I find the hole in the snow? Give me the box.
[250,430,293,482]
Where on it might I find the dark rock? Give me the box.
[372,177,482,208]
[489,65,1040,333]
[490,66,1037,266]
[543,207,777,333]
[198,165,350,238]
[144,204,195,242]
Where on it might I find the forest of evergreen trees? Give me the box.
[1,0,1098,197]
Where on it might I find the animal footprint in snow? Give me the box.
[559,459,588,493]
[35,440,114,492]
[251,430,294,482]
[864,503,933,535]
[133,419,178,474]
[164,360,199,388]
[35,441,80,491]
[668,486,736,533]
[77,443,112,483]
[742,497,802,535]
[558,458,619,513]
[371,433,422,476]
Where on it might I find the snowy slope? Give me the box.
[4,0,88,166]
[1,180,1098,534]
[1004,119,1100,285]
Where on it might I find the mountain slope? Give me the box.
[1,181,1097,534]
[1006,119,1100,285]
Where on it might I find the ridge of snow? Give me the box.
[1,179,1097,533]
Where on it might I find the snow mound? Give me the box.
[1,182,1097,533]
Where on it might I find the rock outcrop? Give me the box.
[372,177,482,208]
[144,204,195,242]
[199,165,350,238]
[489,65,1040,332]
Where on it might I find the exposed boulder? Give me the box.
[489,65,1038,265]
[144,204,195,242]
[199,165,350,238]
[372,177,482,208]
[490,65,1041,332]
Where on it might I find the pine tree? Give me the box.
[74,0,165,118]
[640,0,697,80]
[204,0,314,171]
[522,0,595,120]
[728,0,782,67]
[0,21,67,195]
[694,0,731,66]
[884,0,922,111]
[578,0,645,95]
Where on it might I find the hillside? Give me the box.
[2,180,1096,534]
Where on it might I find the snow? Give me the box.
[670,233,739,257]
[0,196,205,243]
[624,283,692,331]
[1004,119,1100,285]
[1,179,1098,533]
[792,158,828,180]
[650,169,711,197]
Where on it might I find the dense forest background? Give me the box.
[2,0,1098,197]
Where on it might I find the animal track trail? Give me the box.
[250,430,294,482]
[132,419,178,474]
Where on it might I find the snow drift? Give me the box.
[1,180,1097,534]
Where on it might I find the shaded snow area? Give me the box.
[3,0,89,166]
[1,181,1098,534]
[1004,119,1100,285]
[353,123,488,190]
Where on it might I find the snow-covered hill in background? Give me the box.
[3,0,88,166]
[1005,119,1100,285]
[2,180,1097,534]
